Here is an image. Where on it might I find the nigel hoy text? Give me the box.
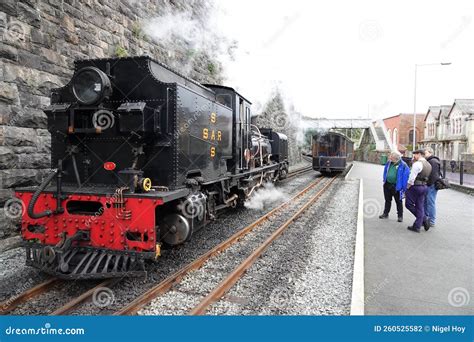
[432,325,465,334]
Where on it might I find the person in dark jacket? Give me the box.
[405,149,432,233]
[424,147,441,228]
[379,151,410,222]
[450,160,456,172]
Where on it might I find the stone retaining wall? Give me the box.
[0,0,224,237]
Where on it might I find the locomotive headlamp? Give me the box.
[72,66,112,105]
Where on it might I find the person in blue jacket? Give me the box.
[379,151,410,222]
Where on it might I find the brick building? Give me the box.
[383,113,425,152]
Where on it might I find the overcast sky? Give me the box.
[215,0,474,119]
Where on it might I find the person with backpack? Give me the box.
[423,147,442,229]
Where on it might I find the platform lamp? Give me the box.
[412,62,452,152]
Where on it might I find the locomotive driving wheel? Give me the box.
[160,214,192,246]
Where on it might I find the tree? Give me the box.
[255,89,302,165]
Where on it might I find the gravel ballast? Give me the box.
[0,173,360,316]
[0,168,315,315]
[217,178,360,315]
[138,178,359,315]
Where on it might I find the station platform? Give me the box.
[444,170,474,188]
[349,162,473,315]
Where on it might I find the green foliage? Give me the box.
[350,128,363,142]
[258,90,286,127]
[303,129,318,148]
[131,22,143,39]
[114,45,128,58]
[332,128,363,142]
[186,49,196,58]
[207,62,216,75]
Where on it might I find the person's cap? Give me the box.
[413,149,424,154]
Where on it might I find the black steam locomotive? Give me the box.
[16,56,288,279]
[312,131,353,175]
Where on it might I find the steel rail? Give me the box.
[285,166,312,179]
[0,278,61,315]
[189,176,337,315]
[114,176,324,315]
[49,279,117,315]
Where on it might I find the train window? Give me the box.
[216,94,232,108]
[239,98,244,122]
[315,134,347,157]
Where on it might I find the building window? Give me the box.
[408,129,414,145]
[451,112,463,135]
[427,122,436,137]
[387,129,392,142]
[393,128,398,146]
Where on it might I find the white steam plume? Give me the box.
[244,183,289,211]
[140,2,236,79]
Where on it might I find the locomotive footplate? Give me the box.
[24,243,154,279]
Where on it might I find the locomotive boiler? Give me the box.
[15,56,289,279]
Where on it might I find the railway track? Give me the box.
[0,169,323,316]
[115,175,337,315]
[0,277,111,316]
[189,177,336,315]
[285,165,313,179]
[0,278,61,315]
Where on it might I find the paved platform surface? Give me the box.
[350,162,473,315]
[444,170,474,189]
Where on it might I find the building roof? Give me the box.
[382,113,424,121]
[449,99,474,116]
[300,117,371,129]
[439,105,452,119]
[424,106,441,121]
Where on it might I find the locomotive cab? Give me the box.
[204,85,253,173]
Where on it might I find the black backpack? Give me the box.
[434,177,450,190]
